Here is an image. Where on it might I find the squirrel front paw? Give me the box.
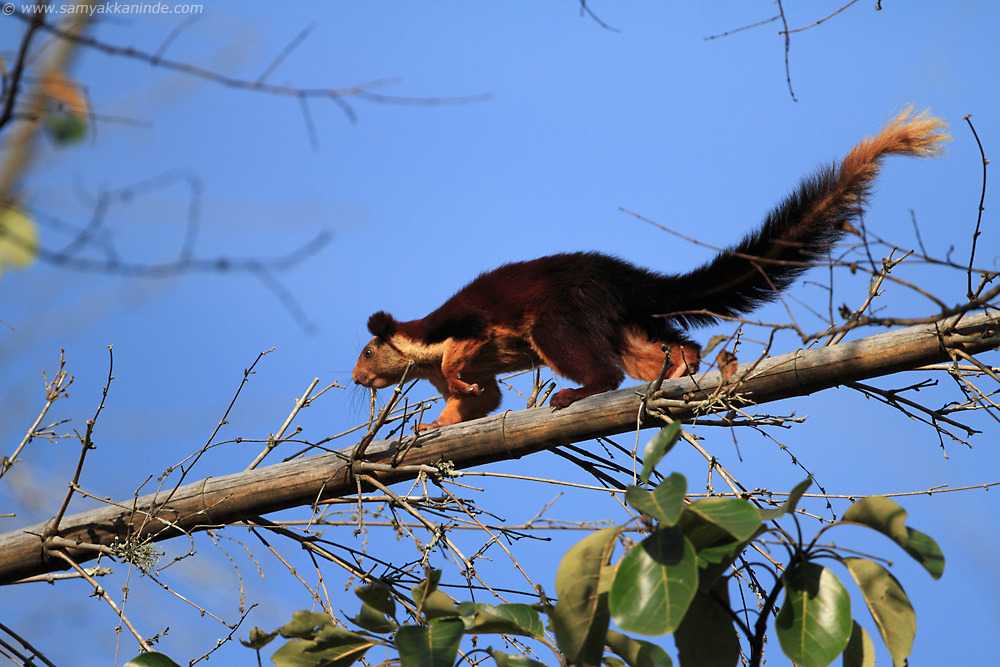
[416,421,441,433]
[448,379,482,396]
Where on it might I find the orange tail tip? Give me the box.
[853,107,951,162]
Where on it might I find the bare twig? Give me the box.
[775,0,796,102]
[963,114,989,300]
[247,377,320,470]
[0,620,58,667]
[47,346,113,535]
[189,605,257,666]
[9,10,491,120]
[353,361,416,461]
[359,473,473,575]
[2,349,73,479]
[847,380,977,440]
[705,14,781,41]
[781,0,861,35]
[48,550,153,652]
[825,249,911,346]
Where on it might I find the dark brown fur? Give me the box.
[353,110,949,429]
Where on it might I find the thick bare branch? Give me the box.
[0,310,997,584]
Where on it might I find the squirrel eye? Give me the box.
[364,347,373,359]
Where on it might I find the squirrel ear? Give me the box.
[367,311,398,339]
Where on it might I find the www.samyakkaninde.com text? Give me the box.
[4,2,203,16]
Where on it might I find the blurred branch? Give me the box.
[576,1,621,33]
[1,310,998,584]
[0,10,45,134]
[6,9,491,126]
[1,169,332,329]
[1,4,97,195]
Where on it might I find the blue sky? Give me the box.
[2,2,999,665]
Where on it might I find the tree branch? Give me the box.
[0,310,997,584]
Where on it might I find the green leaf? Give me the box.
[675,503,756,589]
[776,563,853,667]
[489,649,548,667]
[685,497,762,542]
[606,629,674,667]
[626,473,686,526]
[350,602,398,633]
[241,627,279,649]
[695,539,749,570]
[843,558,915,667]
[904,528,944,578]
[279,610,333,638]
[423,591,460,619]
[551,527,619,665]
[44,111,87,144]
[355,583,397,618]
[609,526,698,636]
[124,653,182,667]
[396,619,465,667]
[676,510,746,569]
[841,497,944,579]
[456,602,544,637]
[640,423,682,484]
[309,626,378,654]
[842,621,876,667]
[270,639,319,667]
[759,478,813,521]
[674,584,740,667]
[412,569,457,619]
[270,635,371,667]
[40,72,87,145]
[0,206,38,275]
[413,569,442,602]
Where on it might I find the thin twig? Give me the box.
[963,114,989,300]
[48,345,113,535]
[775,0,797,102]
[2,349,73,479]
[0,621,58,667]
[781,0,861,35]
[704,15,781,41]
[48,550,153,652]
[247,377,320,470]
[360,474,473,576]
[353,361,416,460]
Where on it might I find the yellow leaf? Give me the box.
[0,206,39,275]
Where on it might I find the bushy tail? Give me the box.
[666,108,950,327]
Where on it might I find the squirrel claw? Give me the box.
[416,421,441,433]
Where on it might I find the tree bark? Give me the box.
[1,311,997,585]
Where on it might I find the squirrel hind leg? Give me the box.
[619,327,701,381]
[529,316,625,409]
